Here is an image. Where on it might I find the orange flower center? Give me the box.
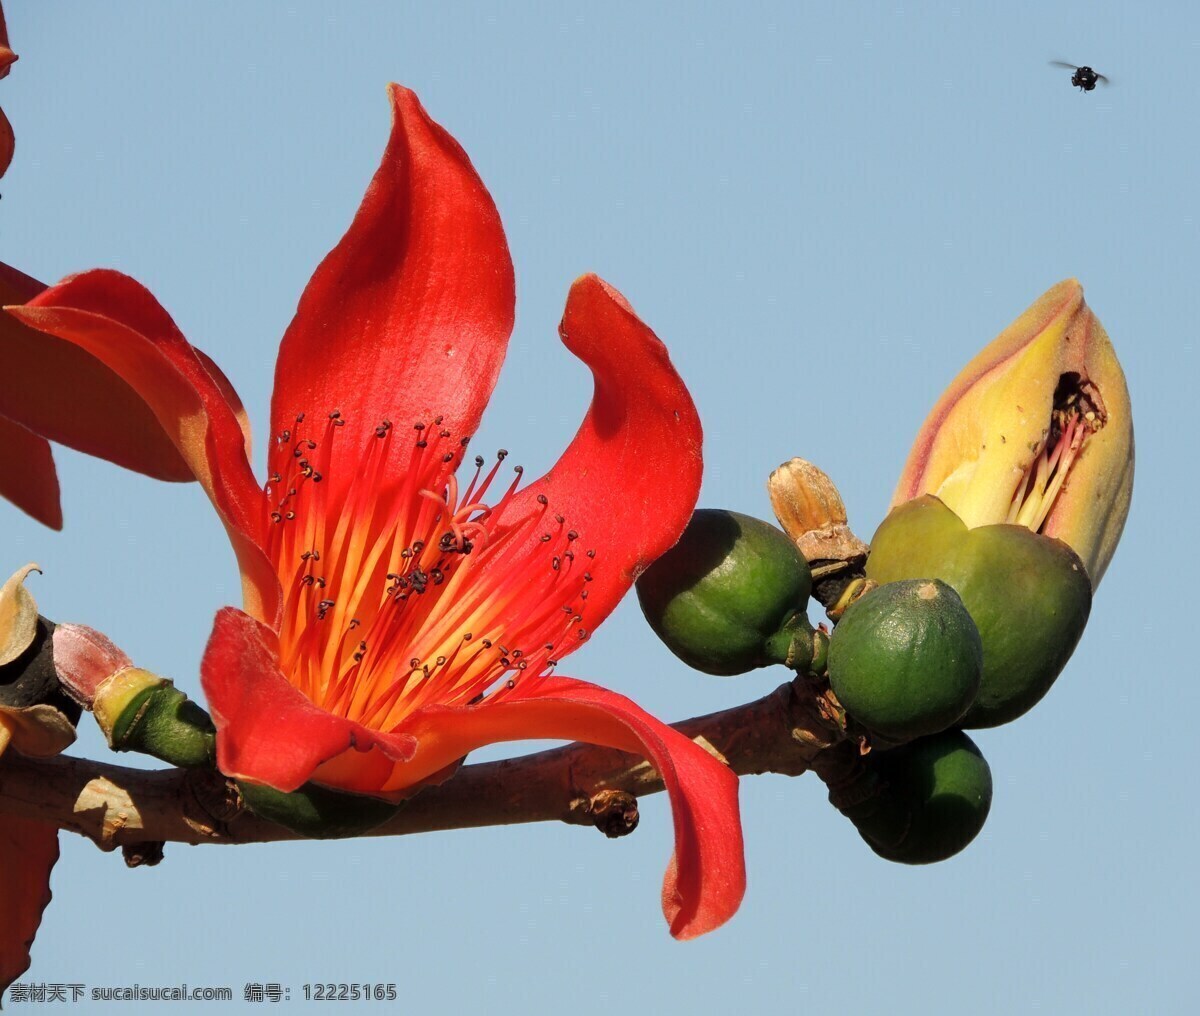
[262,412,594,732]
[1007,372,1104,533]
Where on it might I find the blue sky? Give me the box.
[3,3,1195,1013]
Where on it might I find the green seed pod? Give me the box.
[237,780,404,840]
[828,579,982,741]
[849,729,993,865]
[866,496,1092,728]
[636,509,815,676]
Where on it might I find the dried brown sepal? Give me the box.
[768,459,868,608]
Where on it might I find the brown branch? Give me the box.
[0,676,845,851]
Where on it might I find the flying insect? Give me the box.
[1050,61,1109,92]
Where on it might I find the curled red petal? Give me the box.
[0,261,195,484]
[200,607,416,795]
[7,271,280,625]
[492,274,703,637]
[399,676,745,939]
[0,818,58,999]
[271,84,515,505]
[0,413,60,529]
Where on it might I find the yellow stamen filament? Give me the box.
[263,413,594,735]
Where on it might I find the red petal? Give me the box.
[0,105,12,179]
[0,818,58,998]
[493,275,703,633]
[0,413,60,529]
[0,261,198,483]
[7,270,280,624]
[200,607,416,795]
[399,676,745,939]
[271,85,514,504]
[0,3,13,78]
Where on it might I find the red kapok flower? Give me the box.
[7,85,744,939]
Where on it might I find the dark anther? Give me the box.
[376,425,390,438]
[554,514,565,524]
[540,534,552,543]
[359,641,368,651]
[349,618,360,629]
[285,512,296,521]
[475,455,485,468]
[506,679,516,689]
[316,599,336,620]
[547,659,558,667]
[460,436,471,446]
[440,429,451,439]
[442,453,454,463]
[271,473,282,483]
[311,550,321,561]
[564,551,574,561]
[416,440,428,448]
[431,569,444,585]
[288,488,298,497]
[353,652,364,662]
[281,429,291,441]
[583,572,592,582]
[307,440,316,450]
[517,660,528,670]
[414,422,426,431]
[552,558,561,571]
[410,658,420,668]
[586,549,596,558]
[293,447,304,458]
[329,410,341,420]
[581,589,589,600]
[481,639,493,649]
[302,575,315,587]
[434,415,444,425]
[301,551,312,561]
[463,632,473,641]
[577,628,588,640]
[567,530,578,541]
[413,541,425,552]
[512,649,523,658]
[514,465,524,475]
[544,643,554,651]
[271,512,283,523]
[536,494,548,505]
[296,413,306,423]
[312,472,323,483]
[436,656,446,666]
[497,449,508,460]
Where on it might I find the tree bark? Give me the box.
[0,676,846,852]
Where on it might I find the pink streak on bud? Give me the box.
[52,623,133,708]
